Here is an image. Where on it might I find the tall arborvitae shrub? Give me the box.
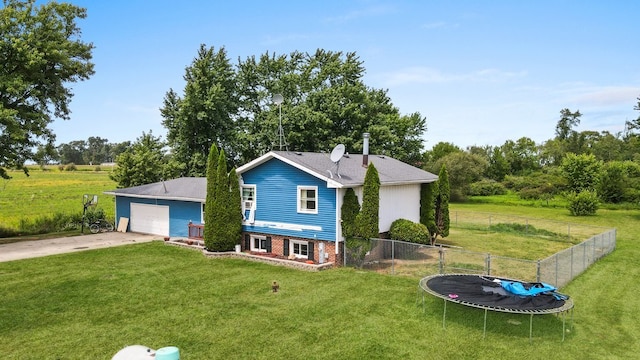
[226,168,243,245]
[341,188,360,239]
[354,163,380,239]
[435,164,450,240]
[203,145,219,250]
[209,150,231,251]
[420,182,437,244]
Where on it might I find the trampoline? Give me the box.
[418,274,574,341]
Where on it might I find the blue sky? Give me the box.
[49,0,640,150]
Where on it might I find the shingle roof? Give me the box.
[103,177,207,202]
[105,152,438,199]
[237,151,438,188]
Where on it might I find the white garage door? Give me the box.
[130,203,169,236]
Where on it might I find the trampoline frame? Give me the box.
[418,274,574,342]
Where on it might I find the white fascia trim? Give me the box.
[103,192,204,203]
[236,152,343,189]
[243,220,322,232]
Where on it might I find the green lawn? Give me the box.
[1,201,639,359]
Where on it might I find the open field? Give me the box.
[0,167,116,229]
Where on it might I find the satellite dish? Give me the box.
[330,144,345,162]
[272,94,284,105]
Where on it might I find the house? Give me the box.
[104,136,438,265]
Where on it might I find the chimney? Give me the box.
[362,132,370,167]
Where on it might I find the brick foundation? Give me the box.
[242,232,341,265]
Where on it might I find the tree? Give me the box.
[354,163,380,239]
[433,164,450,242]
[226,168,242,246]
[109,131,167,188]
[598,161,627,204]
[161,45,239,176]
[500,137,541,175]
[207,149,236,251]
[84,136,109,165]
[203,145,218,250]
[340,188,360,239]
[561,153,602,193]
[555,108,582,141]
[422,142,462,169]
[420,182,437,245]
[433,152,487,201]
[0,0,94,178]
[486,146,509,181]
[57,140,86,165]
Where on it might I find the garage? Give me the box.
[130,203,169,236]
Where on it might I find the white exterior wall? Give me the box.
[348,184,421,234]
[379,184,421,232]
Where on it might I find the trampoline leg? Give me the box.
[483,309,488,339]
[442,299,447,329]
[529,314,533,343]
[562,311,566,342]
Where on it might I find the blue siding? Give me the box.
[115,196,202,237]
[241,158,337,241]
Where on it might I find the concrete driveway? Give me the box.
[0,231,161,263]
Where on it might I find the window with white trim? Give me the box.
[297,186,318,214]
[201,203,205,223]
[290,239,309,258]
[251,235,268,252]
[242,185,256,211]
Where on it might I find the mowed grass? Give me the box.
[1,200,640,359]
[0,167,116,229]
[0,242,619,359]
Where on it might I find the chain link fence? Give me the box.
[344,212,616,288]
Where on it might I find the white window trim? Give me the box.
[251,235,267,253]
[242,185,256,212]
[297,185,318,214]
[201,203,205,223]
[290,239,309,259]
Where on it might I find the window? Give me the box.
[251,235,269,252]
[290,239,309,258]
[242,185,256,211]
[201,203,205,223]
[297,186,318,214]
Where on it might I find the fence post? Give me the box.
[555,253,559,288]
[570,247,574,281]
[536,259,541,282]
[486,254,491,275]
[438,246,444,274]
[391,239,395,275]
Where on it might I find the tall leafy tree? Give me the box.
[226,168,243,246]
[341,188,360,239]
[354,163,380,239]
[203,145,218,250]
[0,0,94,178]
[555,108,582,141]
[161,45,238,176]
[208,149,236,251]
[420,182,437,245]
[433,164,450,242]
[109,131,167,188]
